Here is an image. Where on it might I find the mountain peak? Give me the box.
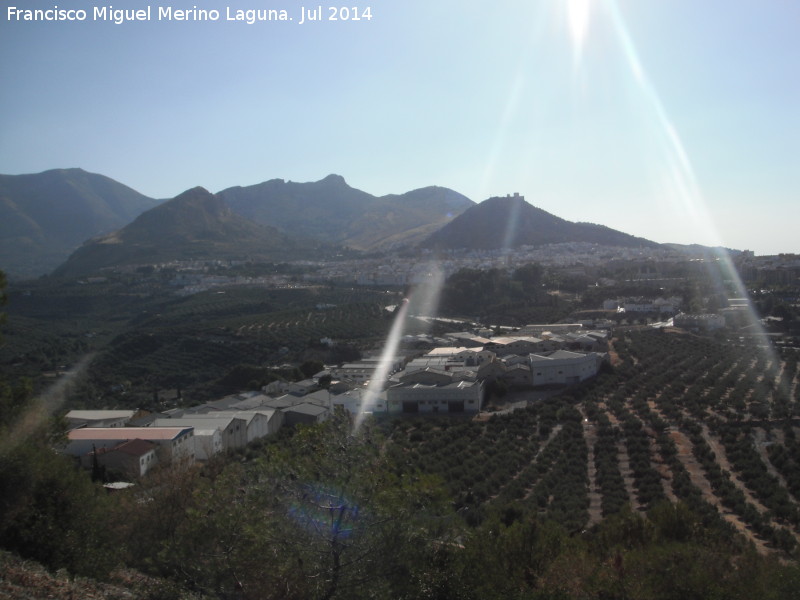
[52,185,295,276]
[319,174,347,185]
[134,186,229,227]
[484,193,527,204]
[175,185,212,197]
[423,193,657,250]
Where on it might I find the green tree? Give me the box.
[456,516,570,600]
[0,438,118,577]
[0,270,118,577]
[0,270,6,321]
[513,262,543,292]
[156,415,457,599]
[299,359,324,379]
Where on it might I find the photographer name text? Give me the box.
[6,5,373,25]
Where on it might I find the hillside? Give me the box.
[0,169,160,279]
[3,327,800,598]
[0,170,475,278]
[52,187,299,276]
[423,194,659,250]
[218,175,474,250]
[2,257,800,597]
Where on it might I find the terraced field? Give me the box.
[385,328,800,556]
[2,278,417,406]
[79,286,412,402]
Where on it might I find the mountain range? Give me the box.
[424,194,658,250]
[1,169,662,279]
[51,187,299,277]
[217,174,473,250]
[0,169,159,278]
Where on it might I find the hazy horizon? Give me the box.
[2,0,798,255]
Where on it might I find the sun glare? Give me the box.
[566,0,593,66]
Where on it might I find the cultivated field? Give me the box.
[385,328,800,556]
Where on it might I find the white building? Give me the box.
[331,363,376,383]
[563,332,609,352]
[152,416,248,452]
[263,380,291,396]
[387,380,483,414]
[337,389,389,415]
[66,427,195,464]
[199,411,280,443]
[287,379,319,396]
[82,438,159,478]
[190,427,224,461]
[283,403,330,426]
[674,313,726,331]
[502,363,533,387]
[518,323,584,336]
[64,410,135,429]
[619,297,681,314]
[528,350,606,386]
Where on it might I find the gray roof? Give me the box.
[152,416,242,430]
[230,394,275,410]
[283,403,329,417]
[301,389,334,406]
[202,396,243,411]
[65,410,135,421]
[291,378,318,388]
[506,363,531,372]
[195,410,279,424]
[251,395,309,409]
[529,350,596,363]
[128,412,167,427]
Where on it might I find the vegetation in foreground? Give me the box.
[3,408,800,600]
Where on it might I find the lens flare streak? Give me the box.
[354,263,445,432]
[600,0,779,368]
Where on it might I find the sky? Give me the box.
[1,0,798,255]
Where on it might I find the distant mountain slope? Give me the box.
[422,194,659,250]
[0,168,159,279]
[53,187,297,277]
[352,185,473,249]
[217,175,474,250]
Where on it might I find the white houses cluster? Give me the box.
[65,425,195,478]
[63,325,610,478]
[332,327,609,415]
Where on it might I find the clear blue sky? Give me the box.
[1,0,798,255]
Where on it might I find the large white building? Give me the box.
[81,439,159,478]
[152,416,248,452]
[528,350,606,386]
[387,381,483,414]
[66,426,195,464]
[197,411,283,443]
[64,410,135,429]
[387,367,483,414]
